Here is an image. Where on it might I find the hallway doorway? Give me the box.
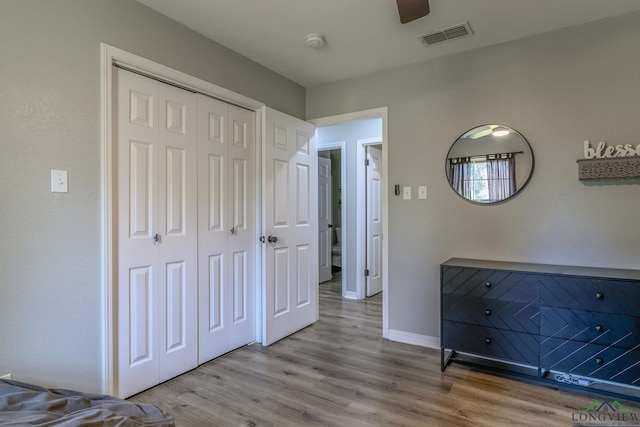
[310,107,389,339]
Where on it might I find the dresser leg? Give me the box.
[441,348,456,371]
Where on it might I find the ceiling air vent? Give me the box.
[418,22,473,46]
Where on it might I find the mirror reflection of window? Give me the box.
[446,125,534,204]
[448,153,517,203]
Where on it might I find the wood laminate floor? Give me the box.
[131,275,640,426]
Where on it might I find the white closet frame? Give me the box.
[100,43,265,395]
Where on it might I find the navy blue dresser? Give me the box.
[441,258,640,391]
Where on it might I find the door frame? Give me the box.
[101,43,264,395]
[309,108,389,339]
[317,143,347,295]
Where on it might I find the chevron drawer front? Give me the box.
[441,258,640,393]
[540,275,640,315]
[443,321,539,365]
[442,294,539,334]
[540,338,640,385]
[540,307,640,348]
[442,266,539,303]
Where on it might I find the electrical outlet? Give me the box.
[51,170,68,193]
[0,373,11,380]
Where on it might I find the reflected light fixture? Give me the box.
[492,127,510,137]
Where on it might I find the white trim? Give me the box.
[342,291,359,300]
[101,43,265,395]
[317,141,347,298]
[309,107,389,339]
[108,45,263,111]
[100,44,114,396]
[254,108,264,345]
[387,330,440,349]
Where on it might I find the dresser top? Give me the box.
[442,258,640,281]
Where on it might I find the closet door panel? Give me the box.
[227,105,256,349]
[116,68,160,398]
[197,97,256,361]
[157,82,198,383]
[198,96,230,361]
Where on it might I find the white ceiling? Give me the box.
[137,0,640,88]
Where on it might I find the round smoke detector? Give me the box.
[305,33,325,49]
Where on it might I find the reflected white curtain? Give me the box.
[486,155,516,202]
[448,157,471,198]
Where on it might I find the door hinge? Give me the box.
[365,158,370,166]
[364,269,370,277]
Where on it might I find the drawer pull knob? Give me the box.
[484,338,492,344]
[484,309,492,316]
[485,282,492,288]
[595,292,604,300]
[595,357,604,365]
[595,325,604,333]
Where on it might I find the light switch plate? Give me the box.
[418,185,427,200]
[403,186,411,200]
[51,170,68,193]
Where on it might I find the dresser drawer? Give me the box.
[442,321,539,365]
[540,338,640,385]
[540,307,640,348]
[443,294,539,334]
[442,266,539,303]
[539,275,640,315]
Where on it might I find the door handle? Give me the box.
[267,235,278,243]
[328,224,333,228]
[153,233,160,244]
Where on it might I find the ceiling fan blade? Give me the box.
[396,0,430,24]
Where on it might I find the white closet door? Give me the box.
[115,68,197,398]
[197,95,256,363]
[156,82,198,382]
[262,107,318,346]
[116,68,159,398]
[226,104,256,350]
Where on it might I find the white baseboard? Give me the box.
[0,373,12,380]
[343,291,359,300]
[387,329,440,349]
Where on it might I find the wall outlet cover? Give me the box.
[418,185,427,199]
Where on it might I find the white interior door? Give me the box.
[318,156,332,283]
[366,146,383,297]
[197,95,256,362]
[115,67,198,398]
[262,107,318,346]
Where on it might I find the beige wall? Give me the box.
[307,12,640,339]
[0,0,304,393]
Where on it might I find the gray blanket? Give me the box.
[0,379,174,426]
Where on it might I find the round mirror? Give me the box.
[445,125,534,204]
